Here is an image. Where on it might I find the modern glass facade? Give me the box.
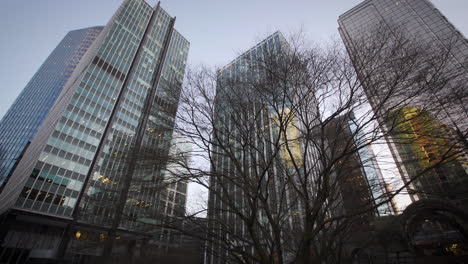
[324,114,394,219]
[338,0,468,204]
[208,32,306,263]
[338,0,468,62]
[160,135,190,218]
[211,32,287,222]
[0,26,103,187]
[387,107,468,202]
[348,119,395,216]
[0,0,189,235]
[338,0,468,129]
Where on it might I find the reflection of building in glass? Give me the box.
[273,108,303,168]
[155,135,191,248]
[338,0,468,207]
[0,27,103,188]
[0,0,189,261]
[160,135,191,218]
[387,107,468,204]
[356,143,396,216]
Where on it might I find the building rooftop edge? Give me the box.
[69,26,105,33]
[156,3,190,45]
[218,31,284,73]
[337,0,370,21]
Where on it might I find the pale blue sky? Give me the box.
[0,0,467,119]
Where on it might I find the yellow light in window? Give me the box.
[75,231,82,239]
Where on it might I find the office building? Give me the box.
[324,113,395,218]
[386,107,468,203]
[159,135,190,218]
[338,0,468,205]
[0,0,189,261]
[0,26,103,188]
[207,31,310,263]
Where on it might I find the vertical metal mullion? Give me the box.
[55,1,155,259]
[102,4,176,255]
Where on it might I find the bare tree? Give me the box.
[78,26,468,264]
[163,24,468,264]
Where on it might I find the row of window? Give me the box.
[0,29,100,182]
[19,187,67,206]
[77,1,162,227]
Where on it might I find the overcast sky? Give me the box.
[1,0,467,120]
[0,0,467,214]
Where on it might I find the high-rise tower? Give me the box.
[0,26,103,188]
[207,32,308,264]
[324,113,395,218]
[338,0,468,205]
[0,0,189,261]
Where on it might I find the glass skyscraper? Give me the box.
[160,135,190,218]
[386,107,468,203]
[0,0,189,260]
[321,114,395,221]
[0,26,103,187]
[338,0,468,205]
[317,112,394,225]
[347,116,396,216]
[208,32,306,264]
